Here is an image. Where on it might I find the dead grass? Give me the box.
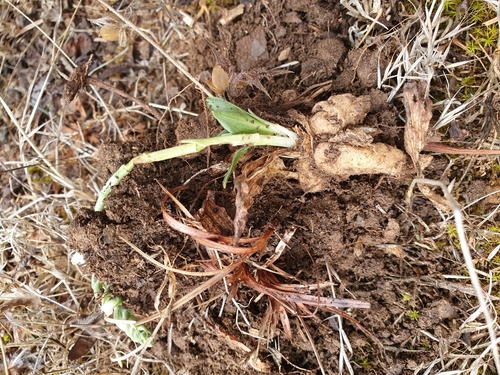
[2,0,500,374]
[0,1,146,373]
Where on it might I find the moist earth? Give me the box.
[68,1,474,374]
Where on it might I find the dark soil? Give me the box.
[67,1,477,374]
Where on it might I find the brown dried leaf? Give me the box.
[233,152,286,245]
[61,55,92,106]
[161,191,274,255]
[403,81,433,175]
[68,336,96,360]
[197,191,233,236]
[206,65,229,95]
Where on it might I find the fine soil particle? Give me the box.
[67,1,476,374]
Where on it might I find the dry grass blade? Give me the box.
[96,0,212,97]
[298,315,325,375]
[326,262,354,375]
[409,178,500,374]
[161,193,274,255]
[422,144,500,155]
[120,236,230,277]
[170,260,243,312]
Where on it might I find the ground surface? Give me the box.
[2,0,500,374]
[66,2,484,374]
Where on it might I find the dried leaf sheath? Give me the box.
[403,81,433,175]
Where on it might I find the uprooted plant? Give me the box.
[61,58,421,214]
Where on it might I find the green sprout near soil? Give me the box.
[488,225,500,233]
[94,97,298,211]
[92,277,152,345]
[354,357,373,371]
[407,308,420,321]
[401,291,411,301]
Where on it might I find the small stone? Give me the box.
[278,47,291,61]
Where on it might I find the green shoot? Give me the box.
[407,308,420,321]
[420,340,430,349]
[354,357,373,371]
[223,146,250,188]
[206,97,298,141]
[401,291,411,301]
[94,98,297,211]
[92,277,152,345]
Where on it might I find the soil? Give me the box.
[67,1,479,374]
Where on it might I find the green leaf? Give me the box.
[207,97,276,135]
[206,97,297,141]
[223,147,250,188]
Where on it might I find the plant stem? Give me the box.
[94,143,204,211]
[94,132,297,211]
[424,142,500,155]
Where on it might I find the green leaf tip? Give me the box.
[206,97,298,142]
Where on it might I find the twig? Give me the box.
[424,142,500,155]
